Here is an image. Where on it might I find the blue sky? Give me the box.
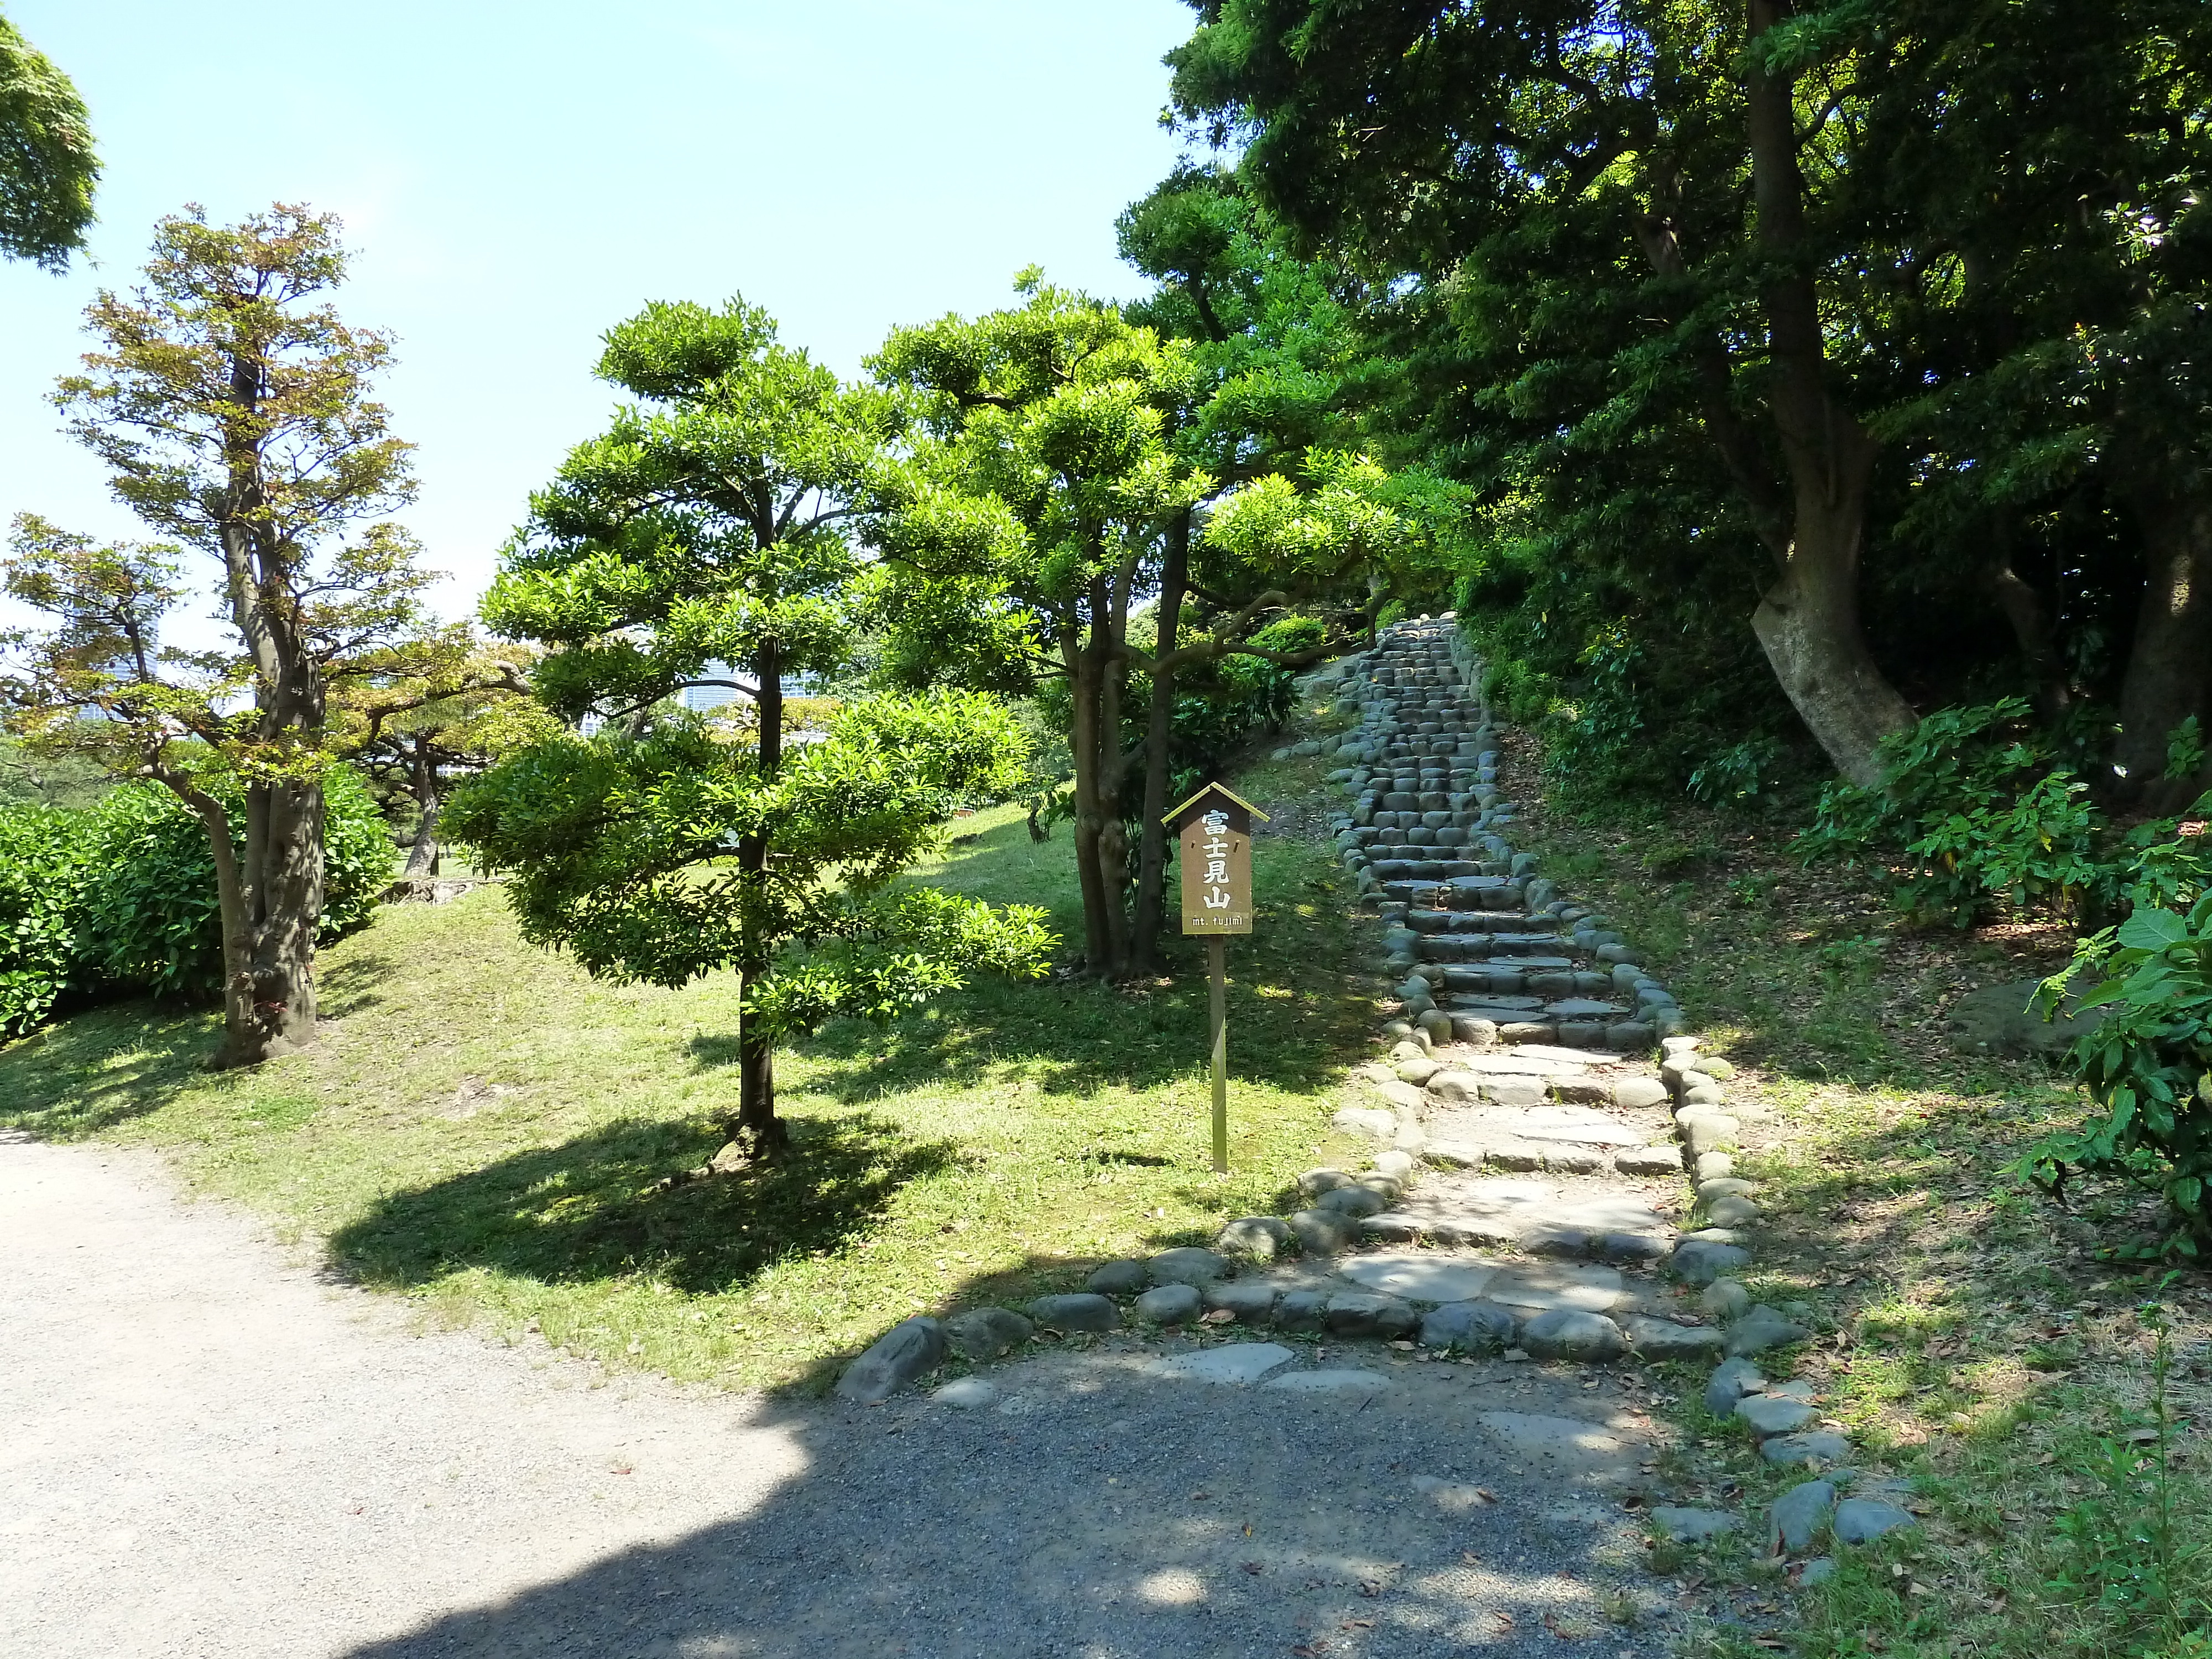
[0,1,1194,633]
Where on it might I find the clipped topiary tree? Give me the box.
[447,295,1054,1167]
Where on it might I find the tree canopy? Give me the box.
[1167,0,2212,803]
[453,296,1053,1162]
[0,7,97,269]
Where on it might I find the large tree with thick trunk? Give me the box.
[1170,0,2212,794]
[451,296,1051,1166]
[1849,0,2212,804]
[3,206,432,1067]
[1170,0,1927,785]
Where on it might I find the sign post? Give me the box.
[1168,782,1268,1172]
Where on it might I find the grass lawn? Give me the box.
[1501,731,2212,1658]
[0,780,1381,1393]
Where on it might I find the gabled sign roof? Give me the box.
[1163,781,1270,826]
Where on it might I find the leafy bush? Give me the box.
[2023,821,2212,1254]
[81,770,391,996]
[0,766,392,1031]
[1686,735,1788,811]
[1797,698,2107,925]
[1154,613,1326,808]
[0,804,95,1037]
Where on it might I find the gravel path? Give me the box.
[3,1136,1683,1658]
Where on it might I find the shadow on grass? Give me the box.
[0,904,429,1140]
[316,935,405,1023]
[761,926,1376,1108]
[331,1112,965,1298]
[0,1001,216,1138]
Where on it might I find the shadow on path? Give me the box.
[338,1345,1681,1659]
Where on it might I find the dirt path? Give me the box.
[1,1135,1689,1658]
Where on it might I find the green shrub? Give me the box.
[2023,821,2212,1255]
[0,766,392,1033]
[0,804,95,1037]
[1686,735,1788,811]
[81,769,392,997]
[76,785,231,996]
[1797,698,2106,925]
[1152,614,1327,808]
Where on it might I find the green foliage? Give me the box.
[0,766,390,1033]
[2168,717,2208,784]
[1149,612,1323,809]
[0,802,89,1035]
[0,9,98,269]
[1686,736,1790,812]
[2038,1302,2212,1651]
[77,770,391,1000]
[445,693,1051,1042]
[2024,833,2212,1256]
[1167,0,2212,790]
[74,784,228,997]
[1798,700,2107,925]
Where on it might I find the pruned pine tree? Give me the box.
[1,207,444,1066]
[447,297,1052,1167]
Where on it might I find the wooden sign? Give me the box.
[1171,781,1267,934]
[1164,781,1269,1172]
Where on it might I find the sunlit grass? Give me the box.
[0,799,1378,1391]
[1504,758,2212,1658]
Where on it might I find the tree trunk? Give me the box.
[2115,480,2212,805]
[1094,571,1133,970]
[726,963,787,1164]
[1741,0,1917,787]
[1747,465,1919,788]
[1130,511,1192,971]
[1986,538,2070,721]
[173,781,257,1064]
[402,735,441,879]
[719,639,790,1164]
[1067,631,1119,973]
[206,778,323,1067]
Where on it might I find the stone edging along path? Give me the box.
[839,616,1918,1585]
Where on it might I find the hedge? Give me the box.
[0,767,393,1039]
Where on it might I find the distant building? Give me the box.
[578,661,821,738]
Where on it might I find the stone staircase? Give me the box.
[840,613,1917,1585]
[1315,614,1682,1054]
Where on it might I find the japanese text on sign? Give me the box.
[1180,808,1252,934]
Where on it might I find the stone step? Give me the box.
[1427,1103,1657,1148]
[1358,1176,1677,1260]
